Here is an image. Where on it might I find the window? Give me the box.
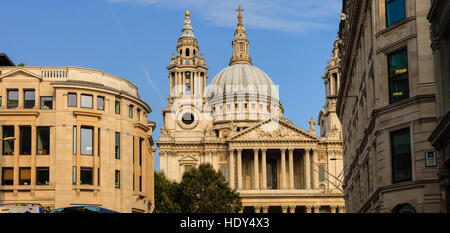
[386,0,406,27]
[7,89,18,109]
[129,105,133,118]
[40,96,53,109]
[19,167,31,185]
[80,127,93,155]
[72,166,77,185]
[20,126,31,155]
[68,93,77,107]
[318,165,325,182]
[73,126,77,155]
[139,176,142,192]
[24,90,35,108]
[115,170,120,189]
[80,94,93,108]
[80,167,93,185]
[97,96,104,110]
[0,96,2,107]
[137,108,141,122]
[36,167,50,185]
[184,165,193,173]
[186,48,190,57]
[391,128,412,183]
[37,127,50,155]
[2,168,13,185]
[219,166,227,179]
[115,132,120,159]
[139,138,143,166]
[2,126,15,155]
[97,168,100,186]
[97,128,100,157]
[115,100,120,114]
[388,48,409,103]
[186,84,191,94]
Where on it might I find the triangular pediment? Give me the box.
[228,118,319,141]
[0,68,42,81]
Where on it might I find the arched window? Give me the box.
[392,203,416,213]
[186,48,190,57]
[193,50,196,56]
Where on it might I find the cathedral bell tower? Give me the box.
[162,11,209,135]
[167,10,208,100]
[230,6,252,66]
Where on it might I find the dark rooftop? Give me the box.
[0,53,15,66]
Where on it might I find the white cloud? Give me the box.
[107,0,341,34]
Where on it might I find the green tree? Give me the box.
[154,164,242,213]
[154,171,182,213]
[17,62,25,67]
[179,164,242,213]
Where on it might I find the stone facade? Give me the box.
[0,65,156,213]
[157,10,345,213]
[337,0,441,212]
[427,0,450,213]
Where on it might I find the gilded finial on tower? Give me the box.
[236,5,244,26]
[185,10,191,24]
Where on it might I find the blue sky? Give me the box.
[1,0,342,171]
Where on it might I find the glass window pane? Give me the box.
[388,48,409,103]
[2,168,14,185]
[20,126,32,155]
[3,126,15,155]
[391,128,412,183]
[115,132,120,159]
[40,97,53,109]
[7,90,18,108]
[81,94,93,108]
[80,127,93,155]
[80,167,93,185]
[386,0,406,26]
[129,105,133,118]
[97,96,104,110]
[37,127,50,155]
[73,126,77,155]
[24,90,35,108]
[72,166,77,185]
[115,100,120,114]
[36,167,50,185]
[19,167,31,185]
[115,170,120,188]
[68,93,77,107]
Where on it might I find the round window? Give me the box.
[182,112,195,125]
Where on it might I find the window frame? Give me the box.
[23,89,35,109]
[36,126,50,155]
[40,96,53,110]
[68,93,77,107]
[388,47,409,104]
[390,127,412,184]
[80,126,94,156]
[97,96,105,110]
[80,94,93,109]
[385,0,406,27]
[7,89,19,109]
[36,167,50,185]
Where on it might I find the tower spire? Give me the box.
[230,5,252,66]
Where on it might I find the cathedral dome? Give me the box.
[207,63,279,101]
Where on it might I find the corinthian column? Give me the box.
[281,149,286,189]
[237,149,242,190]
[229,149,235,189]
[312,149,319,189]
[253,148,259,190]
[288,149,294,189]
[304,148,311,189]
[262,149,267,190]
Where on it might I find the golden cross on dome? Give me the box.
[236,5,244,25]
